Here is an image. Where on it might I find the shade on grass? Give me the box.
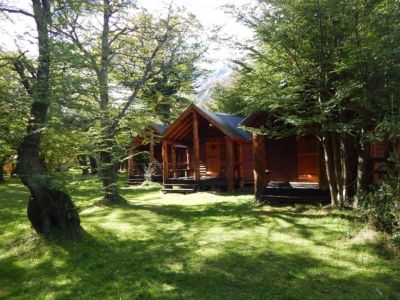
[0,175,399,299]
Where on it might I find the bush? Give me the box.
[362,163,400,242]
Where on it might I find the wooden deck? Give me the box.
[162,176,246,193]
[261,182,330,205]
[127,174,163,185]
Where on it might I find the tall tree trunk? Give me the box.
[14,0,80,236]
[99,147,125,204]
[321,134,339,207]
[89,156,98,174]
[330,132,348,208]
[339,134,348,207]
[96,0,125,205]
[78,155,89,175]
[354,136,369,209]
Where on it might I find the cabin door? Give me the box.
[205,140,220,177]
[297,136,319,182]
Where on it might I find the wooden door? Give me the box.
[205,140,220,177]
[297,136,318,182]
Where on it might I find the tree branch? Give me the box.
[0,7,34,18]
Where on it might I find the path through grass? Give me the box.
[0,175,399,299]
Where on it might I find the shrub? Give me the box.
[362,156,400,243]
[143,161,162,183]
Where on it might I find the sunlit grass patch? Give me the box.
[0,174,399,299]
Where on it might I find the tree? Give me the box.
[139,18,206,124]
[209,80,247,115]
[228,0,400,207]
[54,1,205,204]
[0,1,81,235]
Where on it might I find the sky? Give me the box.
[139,0,254,68]
[0,0,254,70]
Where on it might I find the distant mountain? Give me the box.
[195,65,233,105]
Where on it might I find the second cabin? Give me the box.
[127,124,166,185]
[242,112,390,203]
[161,104,253,193]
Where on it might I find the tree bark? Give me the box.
[339,135,348,206]
[13,0,80,236]
[321,134,339,207]
[354,137,369,209]
[95,0,125,205]
[89,156,98,174]
[98,146,125,204]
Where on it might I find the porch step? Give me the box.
[127,176,145,185]
[162,183,198,194]
[163,183,196,187]
[161,188,196,194]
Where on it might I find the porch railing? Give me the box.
[128,163,162,176]
[166,161,242,179]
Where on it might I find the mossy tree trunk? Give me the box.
[96,0,125,205]
[13,0,80,235]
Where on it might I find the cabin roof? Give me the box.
[240,111,270,129]
[151,123,167,134]
[163,104,252,142]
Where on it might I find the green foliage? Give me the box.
[229,0,400,136]
[116,7,206,125]
[209,82,247,115]
[0,55,30,163]
[363,154,400,242]
[0,177,399,299]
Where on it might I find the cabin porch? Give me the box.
[161,138,248,193]
[161,105,254,193]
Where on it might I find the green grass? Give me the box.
[0,174,399,300]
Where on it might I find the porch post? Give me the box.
[185,147,190,178]
[238,143,244,188]
[193,112,200,180]
[149,130,155,163]
[253,133,267,201]
[162,141,169,184]
[128,146,134,178]
[226,136,235,193]
[171,145,177,178]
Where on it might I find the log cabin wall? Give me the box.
[267,137,298,182]
[240,142,254,184]
[297,135,319,182]
[264,135,320,184]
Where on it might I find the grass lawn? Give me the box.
[0,174,399,300]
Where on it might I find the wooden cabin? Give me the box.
[242,112,392,202]
[161,104,253,193]
[127,124,166,185]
